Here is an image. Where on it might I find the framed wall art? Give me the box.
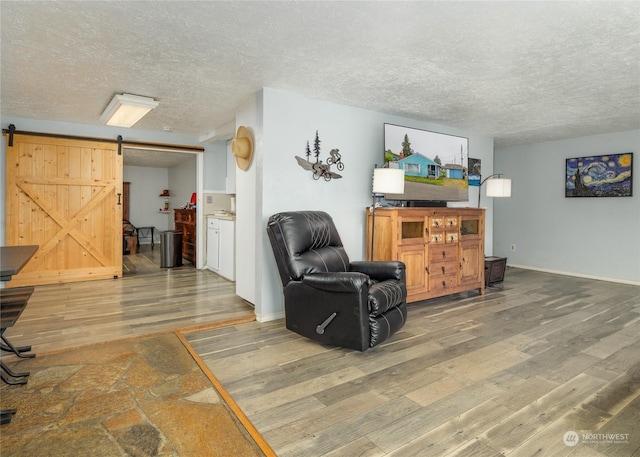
[565,153,633,198]
[468,158,481,187]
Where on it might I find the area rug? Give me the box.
[0,332,269,457]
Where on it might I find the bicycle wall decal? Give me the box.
[294,131,344,182]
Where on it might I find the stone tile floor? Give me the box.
[1,333,264,457]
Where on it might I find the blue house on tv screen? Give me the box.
[444,164,465,179]
[397,153,441,178]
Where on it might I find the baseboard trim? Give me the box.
[255,311,285,322]
[508,264,640,286]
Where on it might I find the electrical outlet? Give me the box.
[510,244,516,251]
[206,195,213,204]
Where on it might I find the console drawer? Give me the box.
[429,274,457,292]
[430,245,458,263]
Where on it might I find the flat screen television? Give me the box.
[383,123,469,205]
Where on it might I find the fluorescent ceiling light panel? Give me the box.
[101,93,159,128]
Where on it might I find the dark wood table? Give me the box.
[1,245,38,281]
[1,245,38,424]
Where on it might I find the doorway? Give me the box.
[123,147,200,269]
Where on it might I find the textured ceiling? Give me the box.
[1,1,639,151]
[122,147,199,168]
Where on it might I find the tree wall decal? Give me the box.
[294,131,344,181]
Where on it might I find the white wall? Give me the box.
[235,92,261,308]
[168,154,197,225]
[124,158,199,245]
[203,140,228,192]
[494,129,640,284]
[2,99,500,323]
[123,166,170,241]
[235,88,495,321]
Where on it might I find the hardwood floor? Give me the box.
[185,268,640,457]
[3,245,255,354]
[4,254,639,456]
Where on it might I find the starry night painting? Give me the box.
[566,153,633,198]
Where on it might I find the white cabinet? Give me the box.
[206,216,235,281]
[219,219,235,281]
[207,217,220,271]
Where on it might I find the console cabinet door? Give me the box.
[398,244,428,296]
[398,216,428,245]
[367,211,395,261]
[460,241,483,285]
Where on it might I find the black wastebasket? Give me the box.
[160,230,183,268]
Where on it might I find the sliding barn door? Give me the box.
[5,134,123,286]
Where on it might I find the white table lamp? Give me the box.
[370,167,405,260]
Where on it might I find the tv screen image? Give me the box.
[383,123,469,203]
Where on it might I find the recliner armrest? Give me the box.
[301,272,370,293]
[350,261,405,282]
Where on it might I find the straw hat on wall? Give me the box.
[232,126,254,171]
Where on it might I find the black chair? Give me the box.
[266,211,407,351]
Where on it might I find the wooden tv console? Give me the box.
[366,207,485,303]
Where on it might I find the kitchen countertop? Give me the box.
[207,213,235,221]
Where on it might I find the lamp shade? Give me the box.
[486,178,511,197]
[100,93,159,128]
[373,168,405,194]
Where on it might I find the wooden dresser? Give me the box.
[366,207,485,303]
[174,208,196,264]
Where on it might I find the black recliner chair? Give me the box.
[266,211,407,351]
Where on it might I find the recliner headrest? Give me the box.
[269,211,342,254]
[267,211,350,284]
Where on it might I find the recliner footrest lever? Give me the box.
[316,312,337,335]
